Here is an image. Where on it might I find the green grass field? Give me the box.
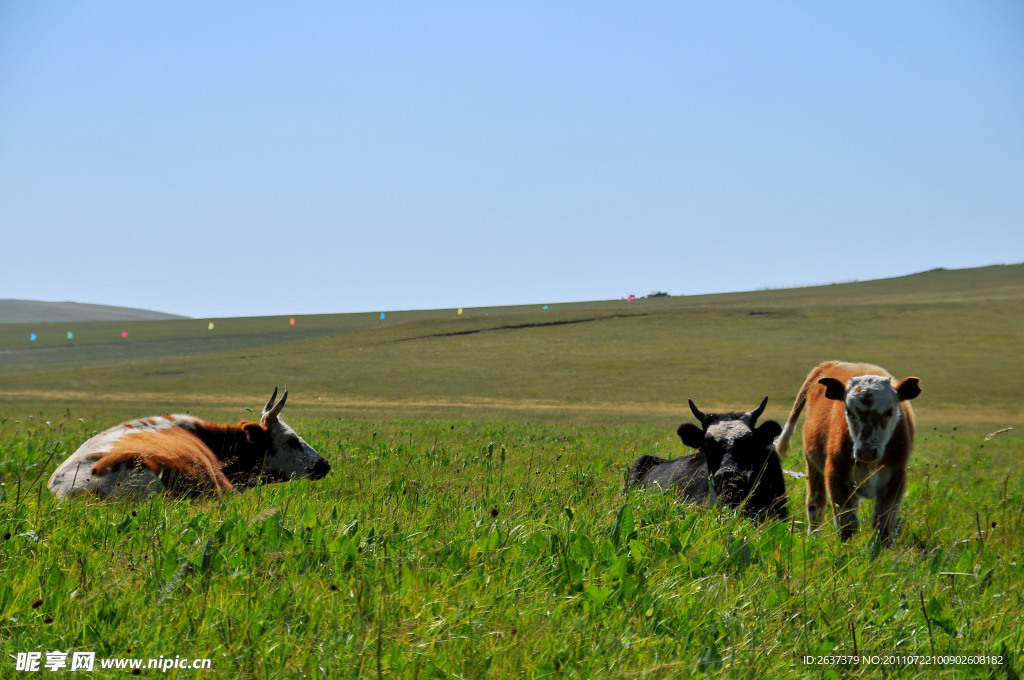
[1,264,1022,678]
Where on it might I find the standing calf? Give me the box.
[776,361,920,542]
[48,388,330,499]
[626,398,788,522]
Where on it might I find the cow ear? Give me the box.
[896,377,921,401]
[243,423,267,444]
[677,423,705,450]
[755,420,782,443]
[818,377,846,401]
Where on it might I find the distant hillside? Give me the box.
[1,262,1021,425]
[0,300,189,324]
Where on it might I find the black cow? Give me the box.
[625,397,788,521]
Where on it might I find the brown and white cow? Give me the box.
[775,361,920,543]
[48,388,330,499]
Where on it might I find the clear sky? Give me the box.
[2,2,1022,319]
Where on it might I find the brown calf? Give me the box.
[775,361,921,542]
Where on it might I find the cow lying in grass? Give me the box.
[48,388,330,499]
[625,398,788,522]
[776,361,920,543]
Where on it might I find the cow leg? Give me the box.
[825,462,859,541]
[804,462,828,533]
[832,497,860,541]
[872,468,906,545]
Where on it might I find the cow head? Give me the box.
[819,374,920,463]
[250,388,331,481]
[677,397,783,508]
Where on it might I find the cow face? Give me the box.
[677,397,783,508]
[256,388,331,481]
[819,374,921,462]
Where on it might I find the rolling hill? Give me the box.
[0,263,1021,425]
[0,299,188,324]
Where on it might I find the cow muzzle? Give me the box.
[712,469,750,505]
[308,458,331,480]
[854,447,880,463]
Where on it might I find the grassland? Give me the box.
[1,264,1022,425]
[1,264,1022,678]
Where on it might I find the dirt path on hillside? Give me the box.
[1,389,1020,425]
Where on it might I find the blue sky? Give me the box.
[1,2,1022,318]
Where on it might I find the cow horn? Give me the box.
[745,396,768,426]
[262,387,279,417]
[264,387,288,422]
[688,399,708,426]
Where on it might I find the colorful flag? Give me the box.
[290,318,296,325]
[208,322,215,330]
[121,331,129,338]
[30,333,37,341]
[67,332,73,340]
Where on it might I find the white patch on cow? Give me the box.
[852,462,891,500]
[263,418,322,478]
[843,375,902,462]
[86,462,166,499]
[47,415,197,498]
[705,420,752,446]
